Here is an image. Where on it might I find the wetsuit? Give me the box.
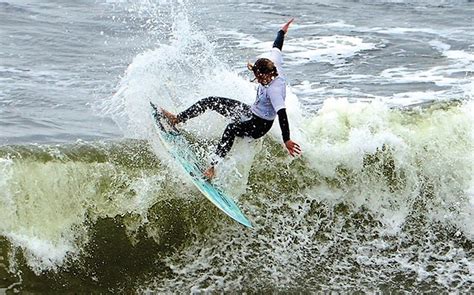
[176,29,290,163]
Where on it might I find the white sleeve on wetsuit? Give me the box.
[267,78,286,113]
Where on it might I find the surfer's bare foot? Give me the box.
[204,166,215,179]
[161,108,179,126]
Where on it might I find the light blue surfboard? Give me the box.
[150,102,252,228]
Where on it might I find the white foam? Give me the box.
[444,50,474,62]
[371,27,441,35]
[220,31,380,66]
[380,63,469,88]
[390,90,444,106]
[429,40,451,52]
[273,36,379,66]
[301,98,474,236]
[291,20,356,29]
[292,80,379,103]
[6,233,75,272]
[0,158,14,208]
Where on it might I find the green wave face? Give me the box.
[0,101,473,293]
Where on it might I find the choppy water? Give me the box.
[1,0,473,293]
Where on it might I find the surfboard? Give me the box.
[150,102,253,228]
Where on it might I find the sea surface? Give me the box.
[1,0,473,293]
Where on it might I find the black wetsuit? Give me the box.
[176,30,290,163]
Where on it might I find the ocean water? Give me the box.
[1,0,473,293]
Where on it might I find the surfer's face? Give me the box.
[248,58,277,86]
[255,73,273,85]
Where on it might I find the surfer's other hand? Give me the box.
[281,18,294,33]
[285,139,301,157]
[204,166,215,179]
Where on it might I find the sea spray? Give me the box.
[0,141,169,274]
[104,8,308,200]
[303,98,473,237]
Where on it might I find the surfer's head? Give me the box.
[247,58,278,85]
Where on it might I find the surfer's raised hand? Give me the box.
[281,18,294,33]
[285,139,301,157]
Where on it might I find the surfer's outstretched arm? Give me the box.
[277,108,301,157]
[273,18,293,50]
[273,19,301,157]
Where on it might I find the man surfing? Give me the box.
[162,18,301,179]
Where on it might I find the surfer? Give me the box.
[162,18,301,179]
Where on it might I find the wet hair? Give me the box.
[248,58,278,78]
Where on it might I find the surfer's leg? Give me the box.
[177,97,250,123]
[215,121,247,159]
[214,116,273,160]
[249,116,274,139]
